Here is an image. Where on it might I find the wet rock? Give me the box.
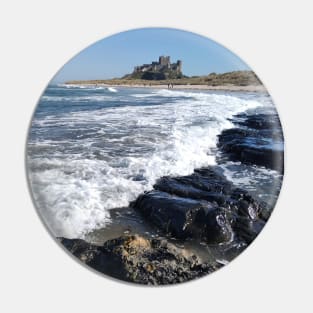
[59,235,222,285]
[132,190,234,244]
[154,176,227,204]
[174,172,232,194]
[133,190,207,239]
[58,113,280,285]
[234,113,283,131]
[233,217,265,244]
[200,207,234,244]
[231,188,263,220]
[218,113,284,173]
[132,167,267,245]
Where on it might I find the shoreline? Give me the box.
[65,83,267,93]
[43,94,281,284]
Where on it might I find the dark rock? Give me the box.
[174,172,232,194]
[59,235,222,285]
[218,113,284,173]
[154,176,227,204]
[132,166,268,244]
[132,167,268,245]
[132,190,207,239]
[201,207,234,244]
[233,113,283,131]
[132,189,234,244]
[59,112,281,285]
[231,188,263,220]
[233,217,265,244]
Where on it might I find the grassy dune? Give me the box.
[65,70,262,87]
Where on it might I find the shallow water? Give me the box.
[85,207,243,264]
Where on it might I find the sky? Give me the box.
[52,28,250,83]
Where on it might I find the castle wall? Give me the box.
[133,56,182,75]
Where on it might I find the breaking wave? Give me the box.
[28,86,264,238]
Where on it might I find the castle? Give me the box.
[134,56,182,74]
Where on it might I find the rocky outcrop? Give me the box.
[133,190,233,244]
[59,165,269,284]
[59,112,282,285]
[132,167,267,245]
[218,113,284,173]
[59,235,221,285]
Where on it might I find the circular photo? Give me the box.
[27,28,284,285]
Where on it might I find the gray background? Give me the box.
[0,0,312,312]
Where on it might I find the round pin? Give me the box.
[26,27,284,285]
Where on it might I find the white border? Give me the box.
[1,0,312,311]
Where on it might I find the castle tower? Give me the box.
[176,60,182,73]
[159,56,170,67]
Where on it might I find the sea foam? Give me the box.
[28,87,263,238]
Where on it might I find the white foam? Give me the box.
[107,87,118,93]
[132,94,155,98]
[41,95,113,102]
[29,89,263,238]
[220,160,283,206]
[57,83,93,89]
[28,158,112,238]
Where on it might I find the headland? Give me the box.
[65,56,265,92]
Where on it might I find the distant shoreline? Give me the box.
[64,70,266,92]
[65,82,266,93]
[114,84,266,92]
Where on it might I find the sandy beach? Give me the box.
[68,83,267,93]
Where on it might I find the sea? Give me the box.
[27,84,283,239]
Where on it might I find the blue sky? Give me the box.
[52,28,250,83]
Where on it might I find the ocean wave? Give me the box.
[28,88,264,238]
[57,83,96,89]
[41,95,114,102]
[107,87,118,93]
[55,84,118,93]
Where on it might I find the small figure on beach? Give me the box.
[168,82,174,89]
